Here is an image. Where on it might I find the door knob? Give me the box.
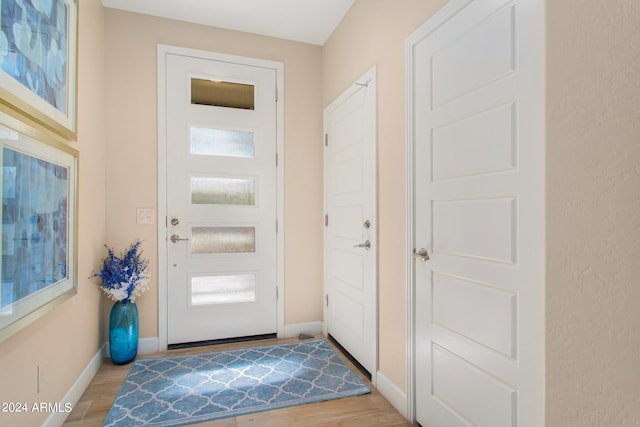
[170,234,189,243]
[354,240,371,251]
[170,217,180,226]
[412,248,430,262]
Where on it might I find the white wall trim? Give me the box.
[42,344,106,427]
[404,0,475,422]
[157,44,285,349]
[105,337,159,357]
[138,337,160,355]
[157,44,169,352]
[275,57,285,341]
[376,371,408,419]
[282,321,323,339]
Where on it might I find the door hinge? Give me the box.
[324,214,328,227]
[324,134,328,147]
[276,287,279,300]
[325,294,329,307]
[276,87,278,103]
[276,219,279,233]
[276,152,279,167]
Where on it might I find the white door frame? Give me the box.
[323,66,378,384]
[405,4,472,416]
[405,0,545,422]
[157,44,285,351]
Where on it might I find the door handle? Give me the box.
[170,234,189,243]
[354,240,371,251]
[412,248,430,262]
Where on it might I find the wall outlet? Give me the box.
[37,361,47,393]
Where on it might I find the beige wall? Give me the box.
[546,0,640,425]
[0,0,107,426]
[104,9,324,338]
[322,0,447,391]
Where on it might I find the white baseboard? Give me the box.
[376,371,408,419]
[105,337,159,357]
[42,343,106,427]
[138,337,159,354]
[282,321,323,339]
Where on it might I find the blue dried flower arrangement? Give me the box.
[92,241,150,302]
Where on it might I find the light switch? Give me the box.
[137,208,155,225]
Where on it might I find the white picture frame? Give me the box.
[0,116,78,342]
[0,0,78,140]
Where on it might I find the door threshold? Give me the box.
[328,334,372,381]
[168,333,277,350]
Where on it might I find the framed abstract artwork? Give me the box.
[0,117,78,342]
[0,0,78,140]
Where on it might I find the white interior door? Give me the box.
[164,52,278,345]
[324,67,377,377]
[409,0,544,425]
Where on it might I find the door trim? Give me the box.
[404,0,472,422]
[157,44,285,351]
[405,0,546,422]
[323,66,378,385]
[405,2,473,418]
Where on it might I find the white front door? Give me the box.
[409,0,544,425]
[324,67,377,377]
[163,51,279,345]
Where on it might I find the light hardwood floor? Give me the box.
[63,336,413,426]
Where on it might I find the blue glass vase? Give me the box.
[109,300,139,364]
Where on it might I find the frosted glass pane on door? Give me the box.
[191,227,255,254]
[190,127,255,158]
[191,274,256,305]
[191,177,256,205]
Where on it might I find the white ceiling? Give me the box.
[101,0,355,46]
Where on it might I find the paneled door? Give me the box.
[324,67,377,378]
[163,51,278,345]
[409,0,544,425]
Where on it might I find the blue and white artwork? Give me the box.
[1,147,68,307]
[0,0,69,114]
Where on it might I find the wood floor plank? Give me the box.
[63,337,413,426]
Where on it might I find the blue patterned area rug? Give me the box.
[103,339,370,426]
